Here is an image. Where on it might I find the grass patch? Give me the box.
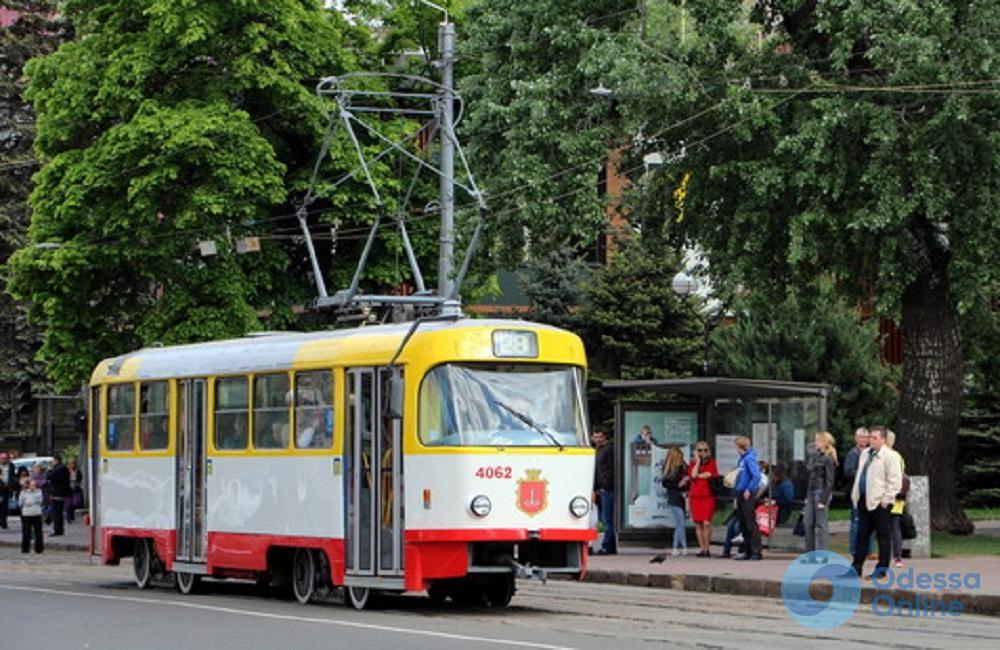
[827,508,851,522]
[814,507,997,524]
[931,532,1000,558]
[965,508,1000,521]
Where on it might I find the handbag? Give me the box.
[722,468,739,489]
[900,512,917,540]
[793,513,805,537]
[708,475,726,495]
[756,503,779,537]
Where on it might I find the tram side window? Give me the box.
[215,377,249,450]
[253,373,289,450]
[107,384,136,452]
[419,371,446,446]
[295,371,334,449]
[139,381,169,451]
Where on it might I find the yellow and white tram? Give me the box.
[87,318,595,608]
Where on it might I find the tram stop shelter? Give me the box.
[602,377,829,542]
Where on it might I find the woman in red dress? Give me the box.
[688,442,719,557]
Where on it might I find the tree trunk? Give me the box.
[895,254,972,534]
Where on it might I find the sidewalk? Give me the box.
[585,545,1000,617]
[0,516,90,552]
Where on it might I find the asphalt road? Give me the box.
[0,549,996,649]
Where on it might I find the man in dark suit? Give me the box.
[47,454,71,536]
[592,429,616,555]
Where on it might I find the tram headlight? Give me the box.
[569,496,590,518]
[470,495,492,517]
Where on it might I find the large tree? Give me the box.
[607,0,999,530]
[6,0,433,389]
[459,0,634,267]
[0,1,71,426]
[710,278,899,449]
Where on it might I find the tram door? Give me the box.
[175,379,208,563]
[346,368,403,578]
[89,387,102,556]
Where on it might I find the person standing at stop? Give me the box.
[592,429,616,555]
[688,442,718,557]
[850,426,903,579]
[19,479,44,553]
[733,436,762,561]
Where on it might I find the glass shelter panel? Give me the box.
[620,407,699,530]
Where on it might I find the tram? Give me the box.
[87,318,595,608]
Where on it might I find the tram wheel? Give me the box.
[345,585,373,610]
[133,539,152,589]
[483,575,516,609]
[452,580,487,607]
[292,548,316,604]
[427,582,450,605]
[175,571,201,595]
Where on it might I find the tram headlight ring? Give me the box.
[470,495,492,517]
[569,496,590,518]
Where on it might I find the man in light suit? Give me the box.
[850,426,903,579]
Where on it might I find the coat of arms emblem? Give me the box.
[516,469,548,516]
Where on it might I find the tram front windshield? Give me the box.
[419,363,588,447]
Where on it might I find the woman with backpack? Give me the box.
[661,446,690,557]
[688,442,719,557]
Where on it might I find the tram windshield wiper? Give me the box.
[494,400,564,451]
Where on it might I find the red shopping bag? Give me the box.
[756,502,779,537]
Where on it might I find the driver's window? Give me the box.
[419,370,446,445]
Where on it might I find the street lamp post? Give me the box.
[671,270,721,375]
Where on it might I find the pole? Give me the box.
[437,21,456,302]
[702,318,710,375]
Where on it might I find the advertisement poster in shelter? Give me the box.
[622,408,698,529]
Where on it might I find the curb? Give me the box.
[582,569,1000,618]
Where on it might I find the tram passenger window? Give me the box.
[107,384,135,451]
[215,377,249,450]
[253,374,289,449]
[295,371,333,449]
[139,382,169,451]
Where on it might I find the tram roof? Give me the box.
[90,318,571,383]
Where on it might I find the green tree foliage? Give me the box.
[957,280,1000,507]
[581,237,701,380]
[710,280,898,450]
[518,243,589,333]
[459,0,635,267]
[601,0,999,531]
[5,0,431,389]
[957,401,1000,508]
[0,1,71,425]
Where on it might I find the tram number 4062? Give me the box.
[475,465,513,479]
